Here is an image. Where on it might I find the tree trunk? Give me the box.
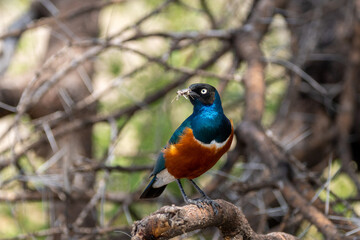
[0,0,99,238]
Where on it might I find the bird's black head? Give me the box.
[187,83,218,106]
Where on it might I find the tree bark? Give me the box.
[132,199,298,240]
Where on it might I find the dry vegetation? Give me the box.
[0,0,359,239]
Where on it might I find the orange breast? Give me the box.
[164,122,234,179]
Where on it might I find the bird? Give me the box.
[140,83,234,213]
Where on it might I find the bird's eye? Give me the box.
[200,89,207,94]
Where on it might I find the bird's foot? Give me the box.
[185,197,220,215]
[199,197,220,215]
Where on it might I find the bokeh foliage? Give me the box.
[0,0,359,239]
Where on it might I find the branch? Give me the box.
[0,0,128,40]
[0,226,130,240]
[0,10,37,76]
[131,199,298,239]
[0,190,130,204]
[74,163,152,173]
[123,29,231,42]
[235,0,287,123]
[335,19,360,191]
[280,181,347,240]
[238,121,349,239]
[200,0,218,29]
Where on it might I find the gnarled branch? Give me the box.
[132,199,298,240]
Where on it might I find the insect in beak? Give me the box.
[177,88,191,99]
[172,88,192,102]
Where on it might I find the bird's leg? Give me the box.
[176,179,219,214]
[189,179,209,199]
[176,179,195,203]
[176,179,207,209]
[189,179,220,214]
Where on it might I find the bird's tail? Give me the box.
[140,176,167,199]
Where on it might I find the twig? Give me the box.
[264,57,328,95]
[0,190,130,203]
[74,164,152,173]
[0,226,130,240]
[280,181,347,240]
[109,0,176,39]
[200,0,218,29]
[123,29,232,42]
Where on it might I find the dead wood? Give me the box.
[131,199,298,240]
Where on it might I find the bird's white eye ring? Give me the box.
[201,89,207,94]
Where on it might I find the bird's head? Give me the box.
[177,83,222,109]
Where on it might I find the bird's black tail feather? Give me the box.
[140,177,167,199]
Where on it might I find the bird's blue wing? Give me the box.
[150,116,193,176]
[168,115,192,145]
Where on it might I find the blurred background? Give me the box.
[0,0,359,239]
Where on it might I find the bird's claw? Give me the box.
[202,198,220,215]
[185,197,219,215]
